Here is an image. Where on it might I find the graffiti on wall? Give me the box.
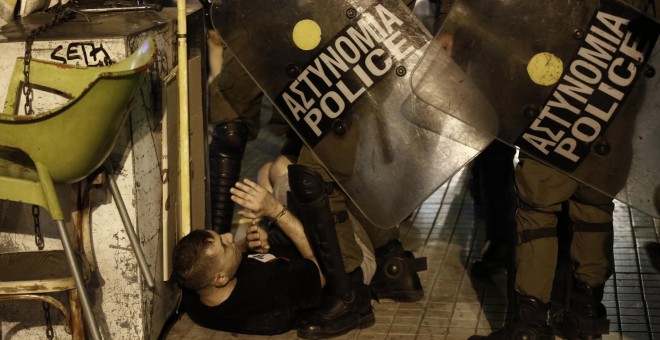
[50,42,115,66]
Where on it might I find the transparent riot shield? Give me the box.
[411,0,660,218]
[212,0,494,227]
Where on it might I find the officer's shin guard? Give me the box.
[209,121,248,233]
[469,293,554,340]
[370,240,427,302]
[288,164,374,340]
[552,277,609,340]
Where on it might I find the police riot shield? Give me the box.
[212,0,495,227]
[411,0,660,218]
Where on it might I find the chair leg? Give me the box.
[68,289,85,340]
[105,163,155,288]
[56,220,102,340]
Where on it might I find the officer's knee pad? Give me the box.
[210,120,248,158]
[288,164,331,204]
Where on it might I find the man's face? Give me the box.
[207,230,242,281]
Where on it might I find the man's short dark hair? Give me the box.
[173,229,216,290]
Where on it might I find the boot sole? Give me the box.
[297,312,375,340]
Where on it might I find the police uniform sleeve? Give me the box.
[208,48,263,139]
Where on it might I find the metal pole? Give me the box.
[57,221,103,340]
[105,162,155,288]
[35,162,102,339]
[177,0,192,238]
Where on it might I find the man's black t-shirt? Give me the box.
[182,252,322,335]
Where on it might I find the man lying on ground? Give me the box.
[172,180,325,335]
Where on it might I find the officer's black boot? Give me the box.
[209,120,248,233]
[551,277,609,340]
[468,141,516,281]
[469,293,554,339]
[289,164,374,339]
[369,240,427,302]
[470,239,510,279]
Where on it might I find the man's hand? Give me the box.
[230,179,283,219]
[245,222,270,253]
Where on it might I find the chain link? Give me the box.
[30,206,52,336]
[32,205,44,250]
[42,301,54,340]
[22,3,77,116]
[32,205,52,337]
[22,7,77,338]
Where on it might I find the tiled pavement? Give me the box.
[163,104,660,339]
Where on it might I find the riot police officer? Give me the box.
[467,0,657,337]
[205,1,427,338]
[470,157,615,340]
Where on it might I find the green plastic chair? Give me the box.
[0,37,156,340]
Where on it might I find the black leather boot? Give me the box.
[289,164,374,339]
[369,240,427,302]
[469,293,554,339]
[470,239,510,280]
[551,277,609,339]
[297,268,374,339]
[208,120,248,233]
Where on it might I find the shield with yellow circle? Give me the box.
[212,0,493,228]
[411,0,660,218]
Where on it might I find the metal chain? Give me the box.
[31,205,54,338]
[32,205,44,250]
[42,301,54,340]
[22,3,77,115]
[32,204,54,338]
[21,5,77,338]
